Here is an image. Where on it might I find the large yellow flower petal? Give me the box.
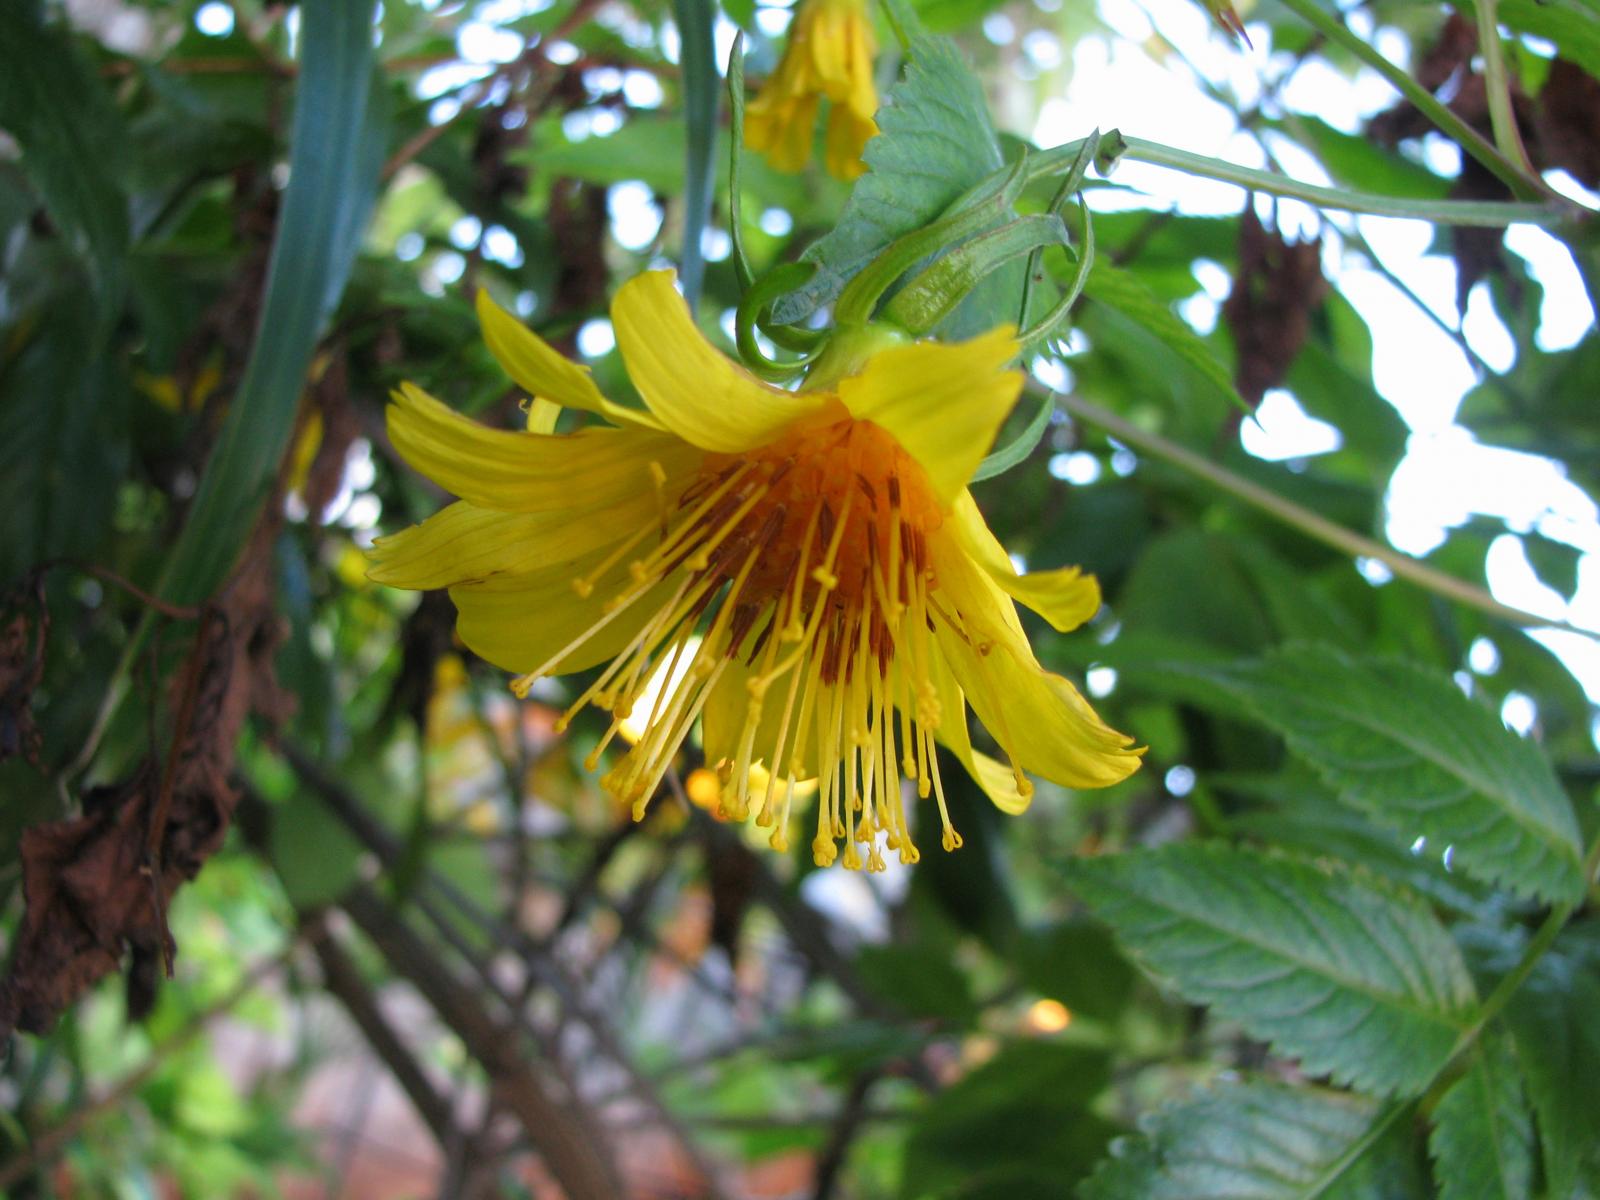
[386,382,701,513]
[368,494,658,590]
[475,290,662,430]
[835,328,1021,503]
[451,560,681,677]
[611,270,827,452]
[923,640,1034,814]
[950,491,1102,633]
[930,535,1142,789]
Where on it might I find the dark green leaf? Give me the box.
[1066,844,1478,1096]
[0,10,130,322]
[1082,260,1247,414]
[1501,921,1600,1196]
[903,1042,1116,1199]
[1014,920,1137,1023]
[1081,1080,1421,1199]
[0,297,129,582]
[855,943,978,1025]
[1428,1035,1535,1200]
[1198,644,1587,904]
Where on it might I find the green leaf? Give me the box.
[1201,644,1587,905]
[1081,1080,1420,1200]
[1488,0,1600,81]
[856,943,978,1025]
[1224,772,1494,919]
[1500,921,1600,1197]
[672,0,716,310]
[770,35,1005,325]
[1065,844,1478,1097]
[268,789,364,908]
[1428,1036,1535,1200]
[0,9,130,322]
[1014,919,1137,1023]
[971,392,1054,482]
[0,297,130,582]
[160,1,386,604]
[902,1042,1116,1200]
[1081,260,1248,414]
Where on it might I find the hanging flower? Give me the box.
[370,272,1141,870]
[744,0,880,180]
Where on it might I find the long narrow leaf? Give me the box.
[673,0,717,312]
[161,1,385,604]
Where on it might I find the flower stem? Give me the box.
[1052,391,1600,643]
[1021,136,1567,227]
[1471,0,1538,177]
[1274,0,1546,200]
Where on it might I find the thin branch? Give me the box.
[811,1070,881,1200]
[1054,390,1600,642]
[341,885,627,1200]
[310,923,460,1148]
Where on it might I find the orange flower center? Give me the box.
[512,413,963,870]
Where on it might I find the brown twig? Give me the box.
[340,884,626,1200]
[310,923,461,1148]
[810,1070,882,1200]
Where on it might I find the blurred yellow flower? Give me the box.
[369,271,1141,869]
[745,0,879,180]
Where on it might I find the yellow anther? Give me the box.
[811,567,838,590]
[571,578,595,598]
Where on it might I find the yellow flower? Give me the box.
[744,0,879,180]
[369,271,1141,870]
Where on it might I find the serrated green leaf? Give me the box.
[1501,922,1600,1196]
[1081,260,1248,413]
[1201,644,1586,904]
[1225,775,1494,919]
[160,1,386,604]
[1080,1080,1420,1200]
[1429,1036,1534,1200]
[1066,844,1478,1096]
[770,35,1005,325]
[0,9,130,322]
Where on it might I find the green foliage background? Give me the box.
[0,0,1597,1196]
